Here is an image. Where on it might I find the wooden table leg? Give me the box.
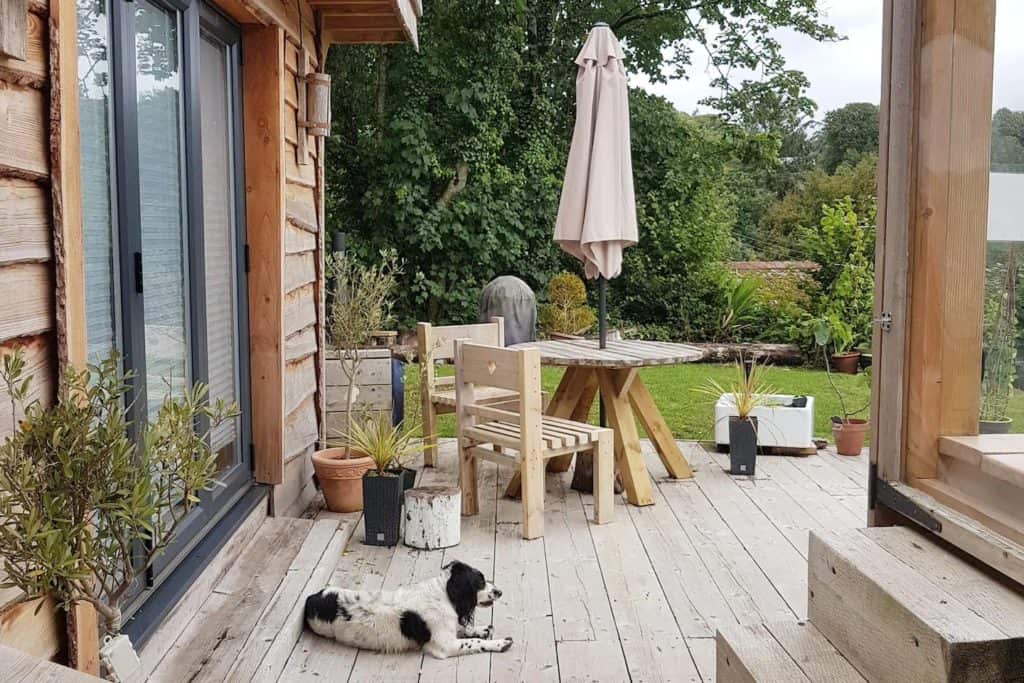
[589,369,653,506]
[503,367,597,498]
[628,374,693,479]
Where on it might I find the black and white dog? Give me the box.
[304,560,513,659]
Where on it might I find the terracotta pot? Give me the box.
[831,352,861,374]
[311,447,374,512]
[832,419,869,456]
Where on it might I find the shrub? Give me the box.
[742,272,818,347]
[0,351,237,633]
[538,272,596,337]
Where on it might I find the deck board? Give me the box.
[144,440,867,682]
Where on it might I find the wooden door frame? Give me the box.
[871,0,1024,586]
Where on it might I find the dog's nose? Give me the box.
[493,589,502,598]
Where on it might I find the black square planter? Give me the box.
[362,472,403,546]
[728,416,758,476]
[386,467,416,503]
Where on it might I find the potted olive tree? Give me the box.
[0,350,236,662]
[313,251,400,512]
[814,319,871,455]
[697,357,776,475]
[347,416,425,546]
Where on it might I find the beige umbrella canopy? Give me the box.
[554,23,637,282]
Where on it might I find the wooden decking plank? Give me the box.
[419,450,499,683]
[543,473,619,643]
[715,623,812,683]
[279,516,396,681]
[786,450,864,496]
[139,498,267,678]
[589,494,702,681]
[490,467,559,683]
[248,518,357,682]
[755,455,864,531]
[704,449,820,559]
[554,640,631,683]
[149,518,314,683]
[225,517,341,681]
[763,621,864,682]
[626,481,733,637]
[347,465,447,681]
[862,525,1024,637]
[655,464,793,626]
[686,637,717,683]
[818,448,869,489]
[685,447,809,618]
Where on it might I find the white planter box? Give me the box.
[714,393,815,450]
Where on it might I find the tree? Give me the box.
[991,108,1024,172]
[817,102,879,174]
[326,0,839,325]
[758,154,877,259]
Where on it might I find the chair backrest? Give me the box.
[453,341,543,438]
[417,317,505,364]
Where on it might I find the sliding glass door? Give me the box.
[76,0,252,593]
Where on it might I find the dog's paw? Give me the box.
[499,637,513,652]
[482,625,494,639]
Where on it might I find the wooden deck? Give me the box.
[144,439,867,682]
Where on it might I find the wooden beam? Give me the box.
[0,0,28,60]
[870,0,919,494]
[243,25,286,486]
[50,0,86,372]
[903,0,995,482]
[324,28,405,43]
[322,14,401,30]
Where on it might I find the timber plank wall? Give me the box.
[0,0,65,662]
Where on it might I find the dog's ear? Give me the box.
[445,562,477,624]
[441,560,456,571]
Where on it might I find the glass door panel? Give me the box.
[134,0,191,417]
[200,31,243,486]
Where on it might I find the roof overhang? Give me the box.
[311,0,421,49]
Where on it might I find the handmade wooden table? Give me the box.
[506,339,703,506]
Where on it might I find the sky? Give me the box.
[635,1,1024,121]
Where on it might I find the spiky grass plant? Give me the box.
[693,355,777,419]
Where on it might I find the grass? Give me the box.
[403,362,874,441]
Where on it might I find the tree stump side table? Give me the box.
[403,486,461,550]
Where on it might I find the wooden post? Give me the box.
[243,25,286,486]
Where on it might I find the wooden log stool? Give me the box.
[403,486,461,550]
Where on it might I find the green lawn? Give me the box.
[404,362,874,441]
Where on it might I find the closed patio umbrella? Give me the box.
[554,22,637,349]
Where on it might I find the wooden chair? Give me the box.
[417,317,514,467]
[454,340,614,539]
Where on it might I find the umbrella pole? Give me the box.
[598,276,607,427]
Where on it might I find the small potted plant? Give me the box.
[696,356,776,475]
[824,314,860,374]
[347,416,426,546]
[313,250,400,512]
[814,319,871,455]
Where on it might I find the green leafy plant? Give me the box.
[980,255,1017,423]
[813,320,870,422]
[815,314,854,355]
[693,356,777,420]
[345,415,427,475]
[716,276,760,342]
[0,350,237,634]
[327,249,400,452]
[538,272,596,337]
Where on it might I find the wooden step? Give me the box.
[808,526,1024,682]
[716,621,864,682]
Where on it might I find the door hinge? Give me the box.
[873,312,893,332]
[244,244,251,273]
[133,252,144,293]
[875,479,942,533]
